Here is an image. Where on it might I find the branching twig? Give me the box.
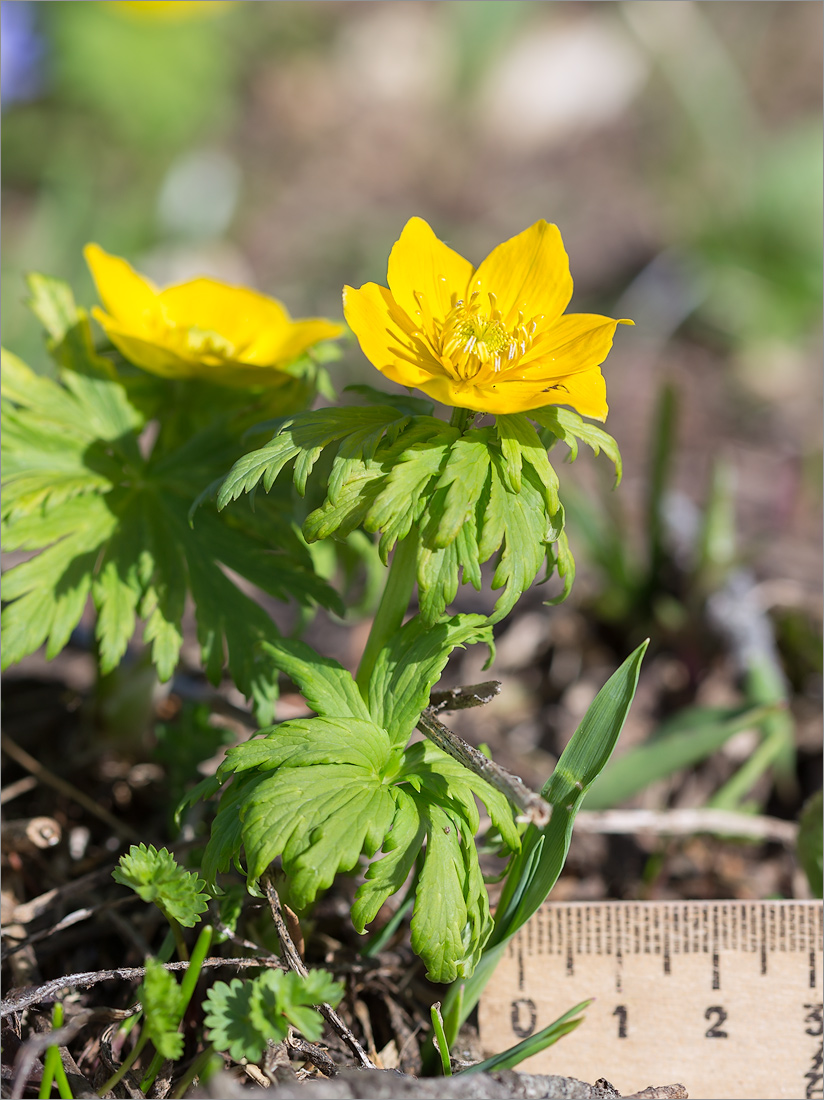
[262,876,376,1070]
[417,709,551,827]
[1,956,287,1018]
[574,807,799,844]
[428,681,502,713]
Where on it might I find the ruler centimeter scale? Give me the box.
[478,900,823,1100]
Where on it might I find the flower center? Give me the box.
[416,289,542,384]
[184,325,235,360]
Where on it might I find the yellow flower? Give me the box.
[343,218,632,420]
[111,2,233,23]
[85,244,342,388]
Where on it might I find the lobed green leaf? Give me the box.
[113,844,210,927]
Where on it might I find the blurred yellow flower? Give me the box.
[111,2,232,23]
[85,244,342,388]
[343,218,632,420]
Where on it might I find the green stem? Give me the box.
[355,529,419,694]
[140,925,214,1094]
[430,1002,453,1076]
[449,406,474,433]
[38,1003,73,1100]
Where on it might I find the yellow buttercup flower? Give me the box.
[85,244,342,388]
[111,2,233,23]
[343,218,632,420]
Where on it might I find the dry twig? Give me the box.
[262,875,376,1070]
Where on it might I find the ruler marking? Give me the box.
[712,904,721,990]
[565,908,574,977]
[811,950,818,991]
[663,904,671,975]
[595,905,602,956]
[780,904,787,952]
[517,945,524,991]
[761,904,768,975]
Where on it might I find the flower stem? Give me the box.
[449,406,474,433]
[355,529,419,696]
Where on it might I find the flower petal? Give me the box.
[386,217,475,327]
[470,221,572,327]
[515,313,631,378]
[91,310,199,379]
[84,244,160,331]
[343,281,445,388]
[159,279,290,346]
[481,366,609,420]
[266,319,345,366]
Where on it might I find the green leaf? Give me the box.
[462,1000,591,1073]
[531,406,623,486]
[204,968,343,1063]
[138,959,185,1060]
[366,613,492,747]
[251,969,343,1044]
[113,844,210,927]
[448,640,648,1031]
[585,702,780,811]
[259,638,372,722]
[2,340,341,717]
[365,433,456,563]
[353,740,519,984]
[352,787,426,933]
[798,790,823,898]
[431,429,493,548]
[1,495,117,668]
[544,527,576,607]
[344,384,435,417]
[203,716,398,902]
[485,458,562,623]
[217,406,410,508]
[204,979,266,1063]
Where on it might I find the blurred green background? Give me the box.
[3,0,821,589]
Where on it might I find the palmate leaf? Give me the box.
[216,395,615,624]
[366,612,493,747]
[113,843,210,927]
[204,968,343,1063]
[203,649,520,984]
[1,280,342,720]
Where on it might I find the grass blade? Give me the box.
[444,640,648,1035]
[461,999,592,1074]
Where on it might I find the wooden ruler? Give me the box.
[478,900,823,1100]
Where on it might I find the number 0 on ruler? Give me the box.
[478,900,823,1100]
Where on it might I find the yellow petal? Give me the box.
[470,221,573,328]
[515,313,631,378]
[481,366,609,420]
[159,279,290,345]
[343,282,444,388]
[91,310,199,379]
[267,319,345,366]
[386,217,475,328]
[84,244,160,331]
